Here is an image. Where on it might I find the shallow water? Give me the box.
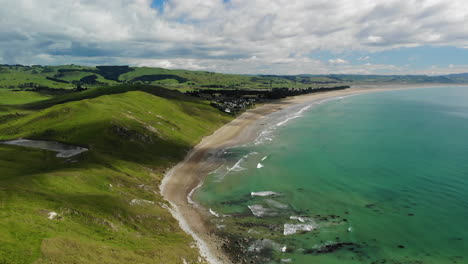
[196,86,468,264]
[2,139,88,158]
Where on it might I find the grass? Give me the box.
[0,65,118,90]
[0,65,350,92]
[0,85,233,263]
[0,89,52,105]
[1,64,467,94]
[0,64,464,263]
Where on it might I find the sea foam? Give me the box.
[221,151,259,177]
[248,204,277,217]
[228,158,246,172]
[253,104,311,145]
[209,208,220,217]
[187,182,203,204]
[248,239,281,253]
[290,215,309,223]
[283,223,317,235]
[254,95,354,146]
[265,199,288,209]
[251,191,280,197]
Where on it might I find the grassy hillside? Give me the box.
[0,85,232,264]
[0,65,468,94]
[0,65,119,90]
[0,89,52,105]
[0,65,346,91]
[2,64,466,264]
[2,64,467,93]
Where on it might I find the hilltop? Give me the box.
[2,64,468,93]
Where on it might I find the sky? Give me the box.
[1,0,468,75]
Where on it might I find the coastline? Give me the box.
[159,84,450,264]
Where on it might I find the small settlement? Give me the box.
[186,86,350,114]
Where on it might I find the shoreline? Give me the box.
[159,84,453,264]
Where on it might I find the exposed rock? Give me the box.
[130,199,155,206]
[48,211,59,220]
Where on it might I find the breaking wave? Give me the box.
[283,223,317,235]
[254,95,353,146]
[209,208,220,217]
[248,204,277,217]
[214,151,259,182]
[251,191,280,197]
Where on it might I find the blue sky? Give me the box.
[311,46,468,74]
[1,0,468,75]
[150,0,165,11]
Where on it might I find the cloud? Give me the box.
[328,58,349,65]
[367,35,384,44]
[1,0,468,74]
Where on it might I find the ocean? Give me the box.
[195,86,468,264]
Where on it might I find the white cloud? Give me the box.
[367,35,384,44]
[126,58,206,70]
[1,0,468,74]
[328,58,349,65]
[412,64,468,75]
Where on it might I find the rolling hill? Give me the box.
[1,64,468,94]
[0,85,232,263]
[1,65,468,263]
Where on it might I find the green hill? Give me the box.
[0,85,232,264]
[1,64,467,94]
[1,65,468,263]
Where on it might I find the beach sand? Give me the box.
[159,84,447,264]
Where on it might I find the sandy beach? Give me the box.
[159,84,448,264]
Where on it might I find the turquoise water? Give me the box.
[196,86,468,264]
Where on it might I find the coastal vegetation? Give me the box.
[0,84,232,263]
[1,64,468,264]
[2,64,468,94]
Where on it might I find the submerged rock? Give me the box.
[304,242,359,254]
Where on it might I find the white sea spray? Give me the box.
[290,215,311,223]
[209,208,220,217]
[248,204,277,217]
[250,191,280,197]
[283,223,317,235]
[248,239,281,253]
[265,199,288,209]
[215,151,259,182]
[253,95,355,146]
[187,182,203,205]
